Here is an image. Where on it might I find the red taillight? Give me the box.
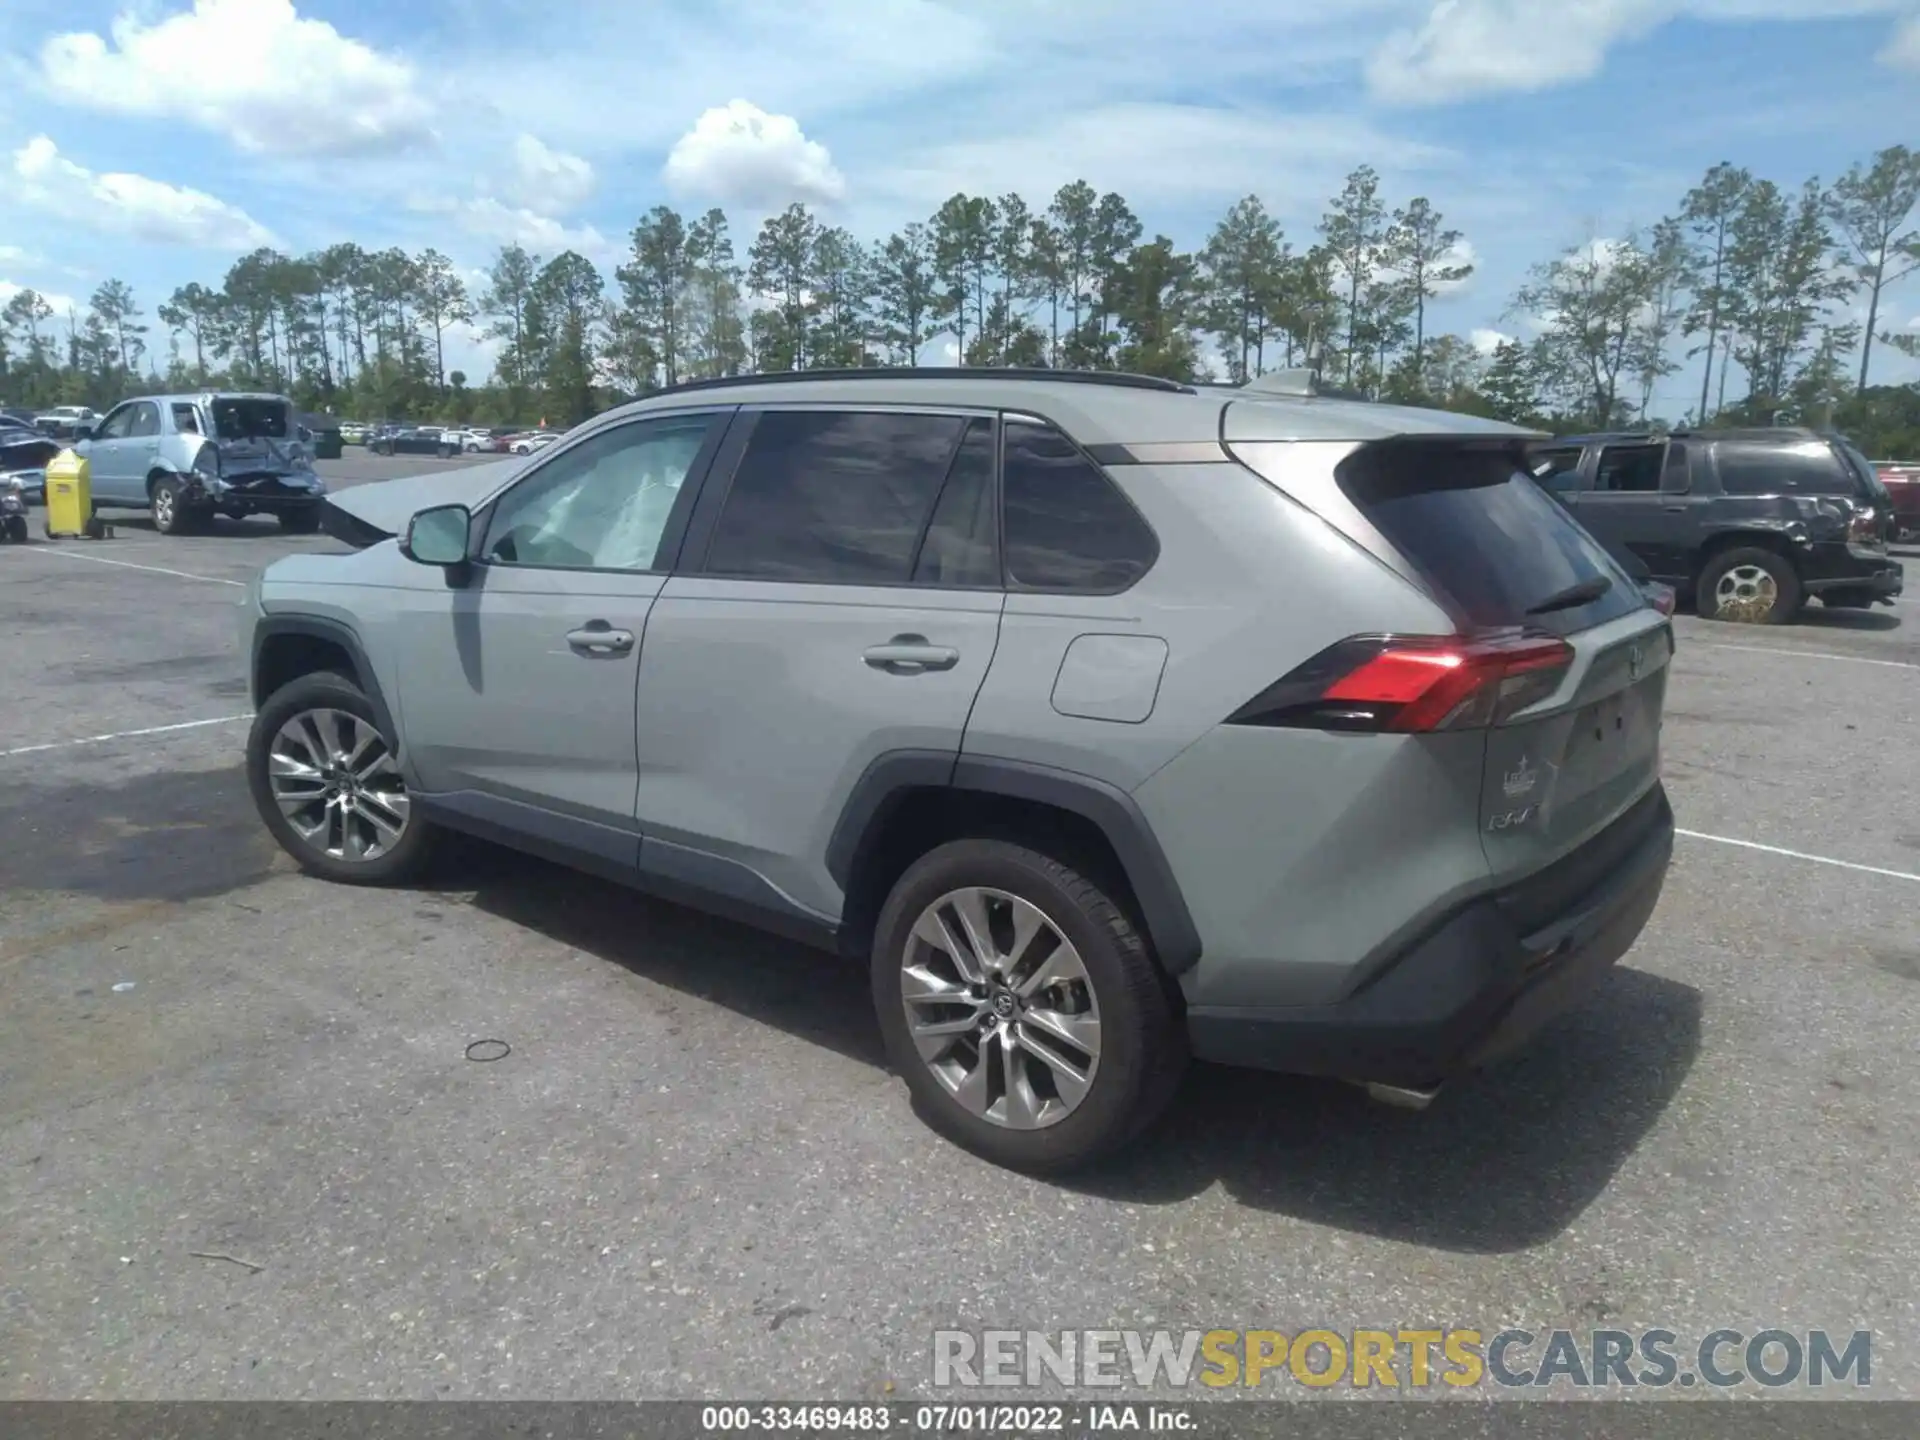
[1228,633,1574,734]
[1643,582,1677,617]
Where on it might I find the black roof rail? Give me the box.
[640,366,1197,400]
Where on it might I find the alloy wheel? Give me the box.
[899,887,1102,1130]
[153,486,175,529]
[267,708,410,861]
[1713,563,1777,621]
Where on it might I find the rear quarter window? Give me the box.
[1336,444,1642,636]
[1714,441,1857,497]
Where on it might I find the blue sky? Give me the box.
[4,0,1920,411]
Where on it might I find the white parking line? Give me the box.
[1690,640,1919,672]
[1678,828,1920,884]
[0,714,251,760]
[21,547,245,587]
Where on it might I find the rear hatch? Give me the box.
[1229,428,1672,887]
[209,396,309,478]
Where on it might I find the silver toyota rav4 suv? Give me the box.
[242,368,1675,1172]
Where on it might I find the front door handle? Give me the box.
[864,634,960,674]
[565,622,635,656]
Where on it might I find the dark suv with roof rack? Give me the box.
[1528,428,1903,624]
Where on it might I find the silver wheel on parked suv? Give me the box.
[267,708,410,861]
[901,886,1103,1130]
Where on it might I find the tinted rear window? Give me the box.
[1336,445,1641,635]
[211,398,291,440]
[1715,441,1855,497]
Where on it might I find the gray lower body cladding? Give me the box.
[1184,785,1673,1087]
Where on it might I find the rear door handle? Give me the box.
[565,622,635,656]
[864,635,960,674]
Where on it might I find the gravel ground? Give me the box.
[2,459,1915,1402]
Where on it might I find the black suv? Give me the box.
[1529,428,1903,624]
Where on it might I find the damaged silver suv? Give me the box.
[78,391,326,535]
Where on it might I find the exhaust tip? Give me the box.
[1361,1080,1443,1111]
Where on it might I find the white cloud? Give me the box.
[1470,327,1515,355]
[12,136,278,250]
[1369,0,1913,104]
[664,100,846,210]
[1880,12,1920,66]
[875,102,1450,216]
[413,195,613,263]
[39,0,432,157]
[503,135,596,213]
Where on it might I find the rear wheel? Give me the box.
[246,670,436,885]
[871,839,1185,1173]
[1696,547,1801,624]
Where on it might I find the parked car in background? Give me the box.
[34,404,98,440]
[245,366,1675,1172]
[77,392,326,535]
[0,424,59,502]
[340,421,371,446]
[300,414,345,460]
[369,424,450,456]
[509,430,560,455]
[1871,461,1920,542]
[1528,428,1903,623]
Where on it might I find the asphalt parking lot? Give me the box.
[2,452,1917,1401]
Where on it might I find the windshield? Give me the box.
[211,398,292,441]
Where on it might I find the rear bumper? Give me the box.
[1799,544,1903,600]
[1186,786,1674,1087]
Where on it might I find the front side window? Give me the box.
[94,405,138,442]
[704,410,967,584]
[483,413,716,572]
[1001,419,1158,591]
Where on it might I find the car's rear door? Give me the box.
[1575,439,1696,582]
[631,406,1005,923]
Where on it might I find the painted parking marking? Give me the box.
[1689,640,1919,672]
[1678,828,1920,885]
[0,714,252,760]
[20,547,245,587]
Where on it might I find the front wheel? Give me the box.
[246,670,437,885]
[4,514,26,543]
[1696,547,1802,624]
[871,839,1185,1173]
[150,476,193,535]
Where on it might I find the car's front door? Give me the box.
[79,402,146,501]
[389,409,730,868]
[1574,440,1692,582]
[632,407,1006,922]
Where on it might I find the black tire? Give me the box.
[246,670,437,886]
[871,839,1186,1174]
[149,475,193,535]
[1695,546,1802,624]
[278,506,321,534]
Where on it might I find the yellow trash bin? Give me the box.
[44,447,93,539]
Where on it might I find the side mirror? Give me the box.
[402,503,473,568]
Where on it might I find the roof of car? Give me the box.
[608,367,1546,446]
